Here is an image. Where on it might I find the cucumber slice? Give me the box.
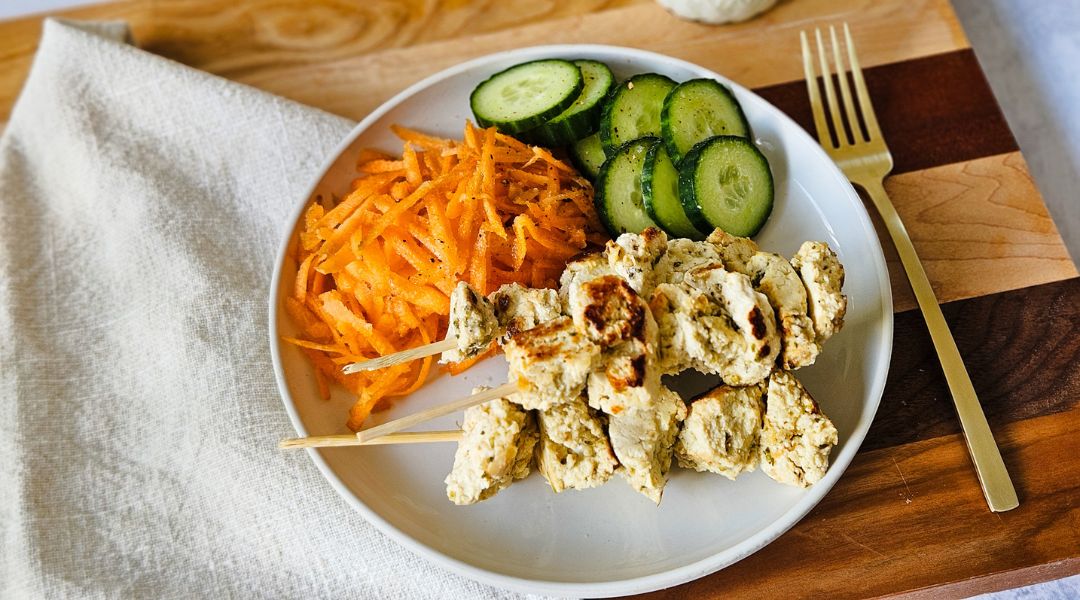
[599,74,677,155]
[470,59,583,134]
[642,143,707,240]
[661,79,751,164]
[678,136,773,237]
[570,133,606,180]
[522,60,615,147]
[595,137,662,236]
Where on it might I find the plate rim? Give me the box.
[268,43,895,597]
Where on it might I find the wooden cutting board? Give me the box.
[2,1,1076,597]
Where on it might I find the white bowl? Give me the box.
[269,44,893,597]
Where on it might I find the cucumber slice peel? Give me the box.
[520,60,615,147]
[470,59,583,134]
[662,79,751,164]
[599,73,677,155]
[570,133,606,180]
[678,136,773,237]
[595,137,662,236]
[642,143,707,240]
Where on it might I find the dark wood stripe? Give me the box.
[861,276,1080,453]
[754,49,1019,174]
[636,412,1080,599]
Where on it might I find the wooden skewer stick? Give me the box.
[341,337,458,374]
[356,382,519,443]
[279,430,463,449]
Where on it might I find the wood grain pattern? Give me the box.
[756,49,1019,175]
[879,152,1077,312]
[863,276,1080,453]
[636,409,1080,599]
[0,0,644,125]
[0,0,969,124]
[229,0,970,123]
[3,0,1079,597]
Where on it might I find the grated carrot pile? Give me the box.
[286,122,606,430]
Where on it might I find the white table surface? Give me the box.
[2,0,1077,597]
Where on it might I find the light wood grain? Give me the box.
[234,0,970,122]
[880,152,1078,312]
[0,0,967,124]
[638,409,1080,599]
[0,0,644,125]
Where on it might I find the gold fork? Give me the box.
[801,24,1018,512]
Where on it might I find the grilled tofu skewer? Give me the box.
[279,430,463,448]
[341,282,562,374]
[568,273,686,503]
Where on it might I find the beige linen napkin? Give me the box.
[0,19,538,599]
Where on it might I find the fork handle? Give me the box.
[860,178,1019,512]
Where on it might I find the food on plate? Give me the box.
[285,122,604,429]
[569,133,606,180]
[678,135,774,237]
[759,370,839,488]
[489,283,563,343]
[535,395,619,493]
[578,276,662,414]
[710,229,820,369]
[649,269,781,385]
[642,143,707,240]
[441,281,562,364]
[434,227,845,504]
[518,60,616,147]
[469,58,774,240]
[661,78,751,163]
[791,241,848,344]
[445,389,539,505]
[502,316,600,411]
[596,137,663,235]
[650,74,753,164]
[471,59,584,134]
[442,281,500,364]
[675,382,765,479]
[599,73,678,153]
[607,386,687,503]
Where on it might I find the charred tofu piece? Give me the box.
[503,316,599,410]
[607,386,687,504]
[445,393,539,505]
[536,395,619,492]
[685,265,781,385]
[441,281,499,364]
[791,241,847,344]
[746,253,818,369]
[760,371,838,488]
[652,237,724,285]
[489,283,563,343]
[569,274,649,347]
[675,383,765,479]
[585,307,662,415]
[568,274,661,413]
[710,230,819,370]
[605,227,668,296]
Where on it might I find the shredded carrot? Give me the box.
[285,122,604,429]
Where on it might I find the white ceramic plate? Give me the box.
[269,45,893,597]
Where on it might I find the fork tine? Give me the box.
[830,25,863,143]
[800,31,831,148]
[844,22,883,139]
[815,28,848,146]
